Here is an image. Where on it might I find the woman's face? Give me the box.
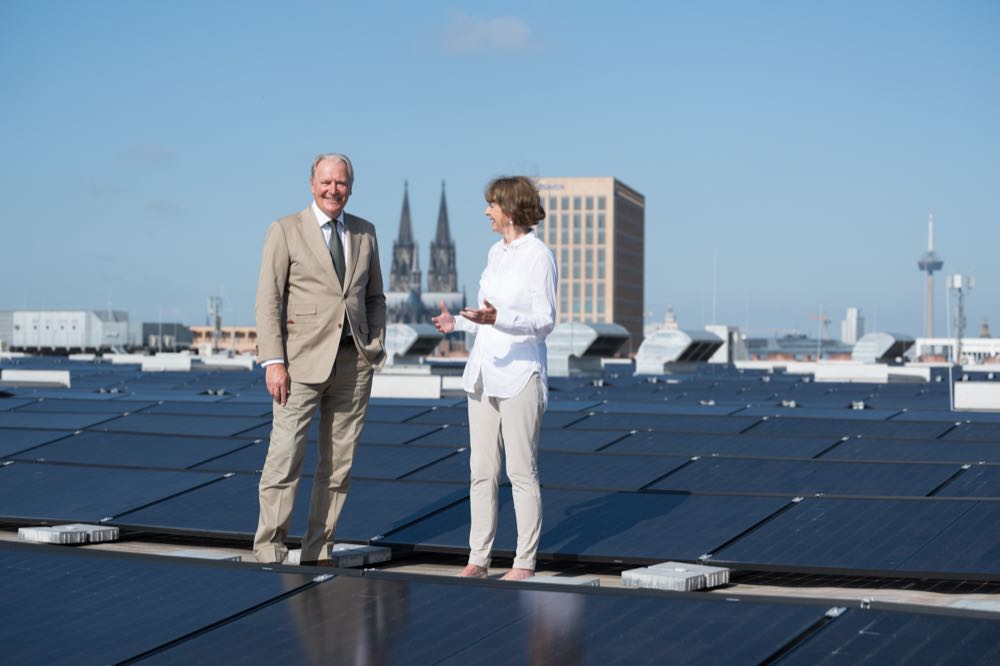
[485,200,507,234]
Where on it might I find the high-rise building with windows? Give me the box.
[535,177,645,353]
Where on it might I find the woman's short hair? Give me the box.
[484,176,546,227]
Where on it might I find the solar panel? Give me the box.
[647,458,960,497]
[897,501,1000,575]
[933,465,1000,498]
[569,413,761,434]
[890,409,1000,423]
[138,572,831,666]
[237,421,442,445]
[193,441,459,480]
[0,461,224,524]
[0,412,117,430]
[819,437,1000,464]
[404,450,690,491]
[12,431,257,469]
[780,607,1000,665]
[92,413,269,438]
[0,398,40,411]
[0,429,73,457]
[0,541,315,666]
[545,399,604,412]
[603,432,840,458]
[594,401,743,416]
[408,407,587,430]
[710,497,982,575]
[745,417,954,440]
[736,406,901,421]
[13,398,157,414]
[116,474,469,543]
[382,488,791,563]
[942,422,1000,442]
[140,402,274,417]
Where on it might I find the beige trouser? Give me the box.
[467,374,544,570]
[253,344,373,563]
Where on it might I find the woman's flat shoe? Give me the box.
[458,565,489,579]
[500,568,534,581]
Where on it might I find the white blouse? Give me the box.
[455,231,558,406]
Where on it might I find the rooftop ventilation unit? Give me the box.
[635,329,724,375]
[547,322,630,377]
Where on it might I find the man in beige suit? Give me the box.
[254,152,386,564]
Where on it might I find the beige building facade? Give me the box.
[535,177,645,353]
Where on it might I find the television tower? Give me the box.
[916,214,943,337]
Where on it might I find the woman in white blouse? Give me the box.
[432,176,557,581]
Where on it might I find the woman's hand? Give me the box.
[432,300,456,333]
[461,299,497,326]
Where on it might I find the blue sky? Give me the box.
[2,1,997,338]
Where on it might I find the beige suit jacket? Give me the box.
[255,207,387,384]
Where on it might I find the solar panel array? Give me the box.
[3,358,1000,661]
[3,359,1000,581]
[4,540,1000,665]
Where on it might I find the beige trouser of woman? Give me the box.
[466,373,544,570]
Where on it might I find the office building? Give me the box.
[840,307,865,345]
[536,177,645,353]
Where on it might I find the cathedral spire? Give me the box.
[397,180,414,245]
[434,180,452,246]
[428,180,458,292]
[389,180,421,293]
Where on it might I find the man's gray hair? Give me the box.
[310,152,354,186]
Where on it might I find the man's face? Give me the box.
[311,159,352,219]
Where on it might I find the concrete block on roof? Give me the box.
[18,523,119,544]
[622,561,729,592]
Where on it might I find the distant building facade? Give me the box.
[3,310,130,352]
[536,177,645,354]
[385,181,465,353]
[840,307,865,345]
[190,325,257,354]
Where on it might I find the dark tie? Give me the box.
[328,220,346,286]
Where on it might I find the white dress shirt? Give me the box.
[455,231,557,406]
[261,203,351,368]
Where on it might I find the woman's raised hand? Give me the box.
[432,300,455,333]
